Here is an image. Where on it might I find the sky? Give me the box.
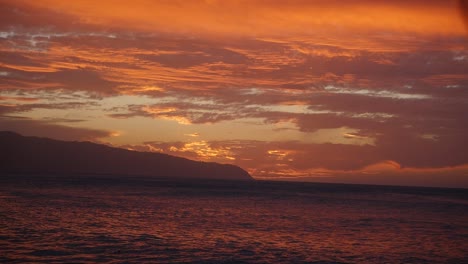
[1,0,467,188]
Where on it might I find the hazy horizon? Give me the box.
[2,131,468,189]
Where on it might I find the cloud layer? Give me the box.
[1,0,467,187]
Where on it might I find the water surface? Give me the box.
[1,174,467,263]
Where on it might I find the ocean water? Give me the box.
[0,174,467,264]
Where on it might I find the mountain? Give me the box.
[0,131,253,181]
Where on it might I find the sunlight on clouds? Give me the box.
[0,63,59,73]
[419,134,438,141]
[142,106,177,114]
[260,104,337,115]
[362,160,402,173]
[350,113,395,119]
[171,140,236,161]
[5,89,378,146]
[142,105,193,125]
[324,85,432,100]
[289,44,358,58]
[161,115,192,125]
[239,88,265,95]
[145,144,163,152]
[0,31,118,51]
[267,149,294,161]
[109,131,121,137]
[119,85,165,94]
[1,0,467,185]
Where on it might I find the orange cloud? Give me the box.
[121,138,468,188]
[1,0,467,188]
[14,0,466,38]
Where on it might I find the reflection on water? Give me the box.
[0,174,467,263]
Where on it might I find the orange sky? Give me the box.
[1,0,467,187]
[17,0,466,36]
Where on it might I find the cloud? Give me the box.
[0,96,100,115]
[120,138,468,187]
[5,0,464,38]
[1,0,467,187]
[0,117,114,141]
[292,163,468,189]
[138,139,379,171]
[136,48,248,68]
[132,134,468,177]
[48,68,120,93]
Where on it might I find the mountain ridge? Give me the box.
[0,131,253,181]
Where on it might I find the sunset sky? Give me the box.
[1,0,467,187]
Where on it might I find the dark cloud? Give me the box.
[0,51,47,67]
[0,117,113,141]
[286,168,468,189]
[376,129,468,168]
[0,1,107,32]
[0,100,99,115]
[0,67,122,94]
[137,49,248,68]
[460,0,468,31]
[0,104,15,115]
[138,137,468,183]
[138,139,380,172]
[49,68,119,93]
[107,101,255,124]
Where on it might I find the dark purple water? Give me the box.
[1,174,467,263]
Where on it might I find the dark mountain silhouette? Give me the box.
[0,131,252,181]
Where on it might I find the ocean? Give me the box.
[0,174,467,263]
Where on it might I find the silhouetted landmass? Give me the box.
[0,131,252,181]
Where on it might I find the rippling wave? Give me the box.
[1,174,467,263]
